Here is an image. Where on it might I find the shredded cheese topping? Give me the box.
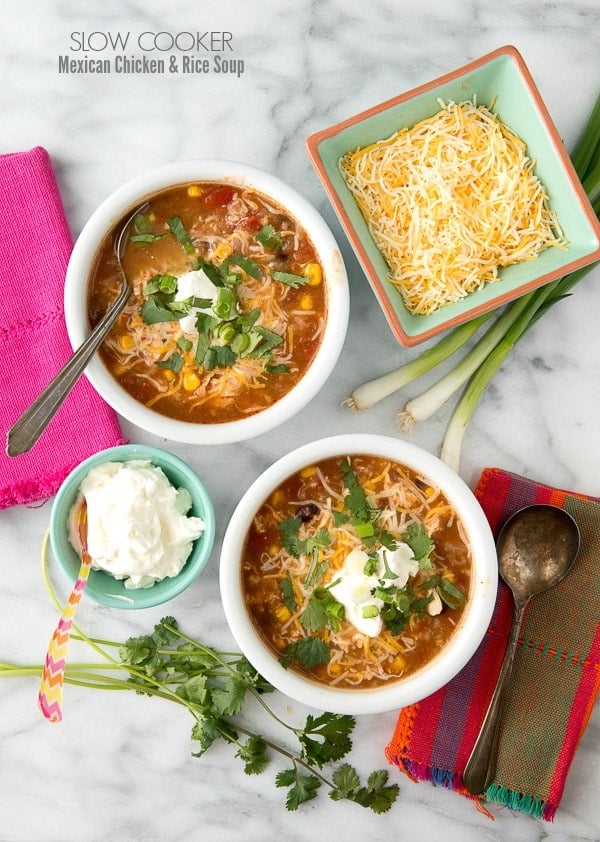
[340,100,565,315]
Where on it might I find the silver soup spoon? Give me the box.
[462,503,580,795]
[6,203,147,457]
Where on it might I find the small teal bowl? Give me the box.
[307,45,600,346]
[49,444,216,609]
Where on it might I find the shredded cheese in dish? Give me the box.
[340,100,565,315]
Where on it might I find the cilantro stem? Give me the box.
[160,622,296,733]
[233,722,336,789]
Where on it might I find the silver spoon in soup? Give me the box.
[5,203,147,457]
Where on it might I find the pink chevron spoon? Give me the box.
[39,504,92,722]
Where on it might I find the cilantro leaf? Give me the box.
[332,510,350,527]
[256,224,283,251]
[176,674,209,706]
[330,765,399,812]
[236,735,269,775]
[330,763,361,799]
[402,522,435,567]
[275,768,320,811]
[340,459,376,524]
[265,363,290,374]
[300,587,344,633]
[299,595,329,633]
[156,351,184,373]
[271,269,310,288]
[280,637,330,670]
[228,253,262,280]
[190,715,219,757]
[209,677,248,716]
[278,516,304,558]
[279,575,297,613]
[297,712,354,767]
[167,215,195,254]
[195,257,225,287]
[248,326,283,358]
[437,576,465,609]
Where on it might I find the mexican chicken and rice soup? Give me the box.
[87,182,327,423]
[242,454,472,689]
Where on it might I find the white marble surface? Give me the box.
[1,0,599,840]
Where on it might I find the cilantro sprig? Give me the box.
[8,611,398,814]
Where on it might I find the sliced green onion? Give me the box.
[362,605,380,619]
[217,322,236,344]
[213,287,236,320]
[355,522,375,539]
[231,333,251,354]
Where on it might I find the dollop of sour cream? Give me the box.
[329,543,419,637]
[174,268,233,335]
[68,460,205,589]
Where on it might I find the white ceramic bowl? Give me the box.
[220,434,498,715]
[64,160,349,444]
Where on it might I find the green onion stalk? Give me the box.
[345,93,600,472]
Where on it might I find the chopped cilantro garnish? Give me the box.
[166,216,195,254]
[402,522,435,568]
[278,518,330,561]
[279,575,297,613]
[228,253,262,280]
[265,363,290,374]
[248,326,283,358]
[280,636,331,670]
[340,459,377,525]
[195,257,225,287]
[156,351,184,372]
[271,269,310,288]
[256,224,283,251]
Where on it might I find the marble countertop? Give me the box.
[1,1,599,840]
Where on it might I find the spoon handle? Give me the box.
[39,510,92,722]
[462,602,526,795]
[5,282,130,457]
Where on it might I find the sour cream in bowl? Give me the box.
[50,445,215,609]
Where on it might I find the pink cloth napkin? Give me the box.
[0,146,123,509]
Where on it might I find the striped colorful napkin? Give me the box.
[0,147,123,508]
[386,467,600,821]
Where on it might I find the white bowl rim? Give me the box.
[220,433,498,715]
[64,159,349,444]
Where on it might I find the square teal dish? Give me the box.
[306,45,600,346]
